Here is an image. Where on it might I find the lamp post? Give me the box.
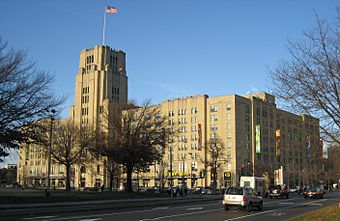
[169,145,173,197]
[301,169,305,188]
[46,109,56,196]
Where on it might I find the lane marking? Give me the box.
[307,203,323,206]
[23,216,58,220]
[43,209,166,221]
[268,211,286,216]
[186,207,203,211]
[31,201,220,221]
[138,208,221,221]
[224,209,277,221]
[152,207,169,210]
[79,219,103,221]
[278,202,294,205]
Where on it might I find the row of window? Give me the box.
[112,96,120,103]
[81,118,89,125]
[112,87,120,95]
[210,104,232,112]
[168,108,198,117]
[86,55,94,64]
[82,95,89,104]
[176,142,201,151]
[81,107,89,115]
[109,55,118,65]
[85,65,93,73]
[177,161,199,172]
[82,87,90,94]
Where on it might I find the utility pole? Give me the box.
[46,108,56,197]
[161,128,165,194]
[170,145,173,197]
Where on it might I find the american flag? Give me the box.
[106,6,117,14]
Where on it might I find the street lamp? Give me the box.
[169,145,173,197]
[46,108,56,196]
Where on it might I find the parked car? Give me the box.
[5,184,13,188]
[222,187,263,211]
[83,187,99,192]
[269,185,289,199]
[192,187,208,194]
[289,186,297,193]
[303,187,324,199]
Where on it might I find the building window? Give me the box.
[211,115,218,122]
[211,125,218,131]
[211,106,218,112]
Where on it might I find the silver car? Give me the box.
[222,187,263,211]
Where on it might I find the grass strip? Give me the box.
[289,203,340,221]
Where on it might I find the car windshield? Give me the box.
[226,187,243,195]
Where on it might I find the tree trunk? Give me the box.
[126,165,133,192]
[109,173,114,192]
[66,163,71,192]
[213,170,217,194]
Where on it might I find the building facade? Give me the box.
[17,45,322,189]
[134,93,322,189]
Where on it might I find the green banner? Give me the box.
[255,125,261,153]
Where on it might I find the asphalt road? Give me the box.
[6,192,340,221]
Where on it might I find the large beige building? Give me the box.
[17,45,322,189]
[136,93,321,189]
[17,45,129,188]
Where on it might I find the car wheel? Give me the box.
[269,195,272,199]
[224,205,229,211]
[247,202,253,212]
[258,201,263,211]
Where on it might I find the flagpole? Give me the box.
[102,6,106,45]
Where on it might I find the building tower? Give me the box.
[70,45,128,127]
[69,45,128,188]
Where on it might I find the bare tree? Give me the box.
[105,159,121,191]
[89,129,121,191]
[51,120,92,191]
[0,39,63,160]
[106,101,166,192]
[206,135,226,194]
[269,10,340,145]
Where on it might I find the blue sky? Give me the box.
[0,0,338,165]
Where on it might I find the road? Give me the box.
[5,192,340,221]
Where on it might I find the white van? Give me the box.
[240,176,267,197]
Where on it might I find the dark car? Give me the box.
[303,187,323,199]
[268,185,289,199]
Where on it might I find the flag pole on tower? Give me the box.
[102,5,118,46]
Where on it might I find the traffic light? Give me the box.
[224,172,231,180]
[241,165,244,176]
